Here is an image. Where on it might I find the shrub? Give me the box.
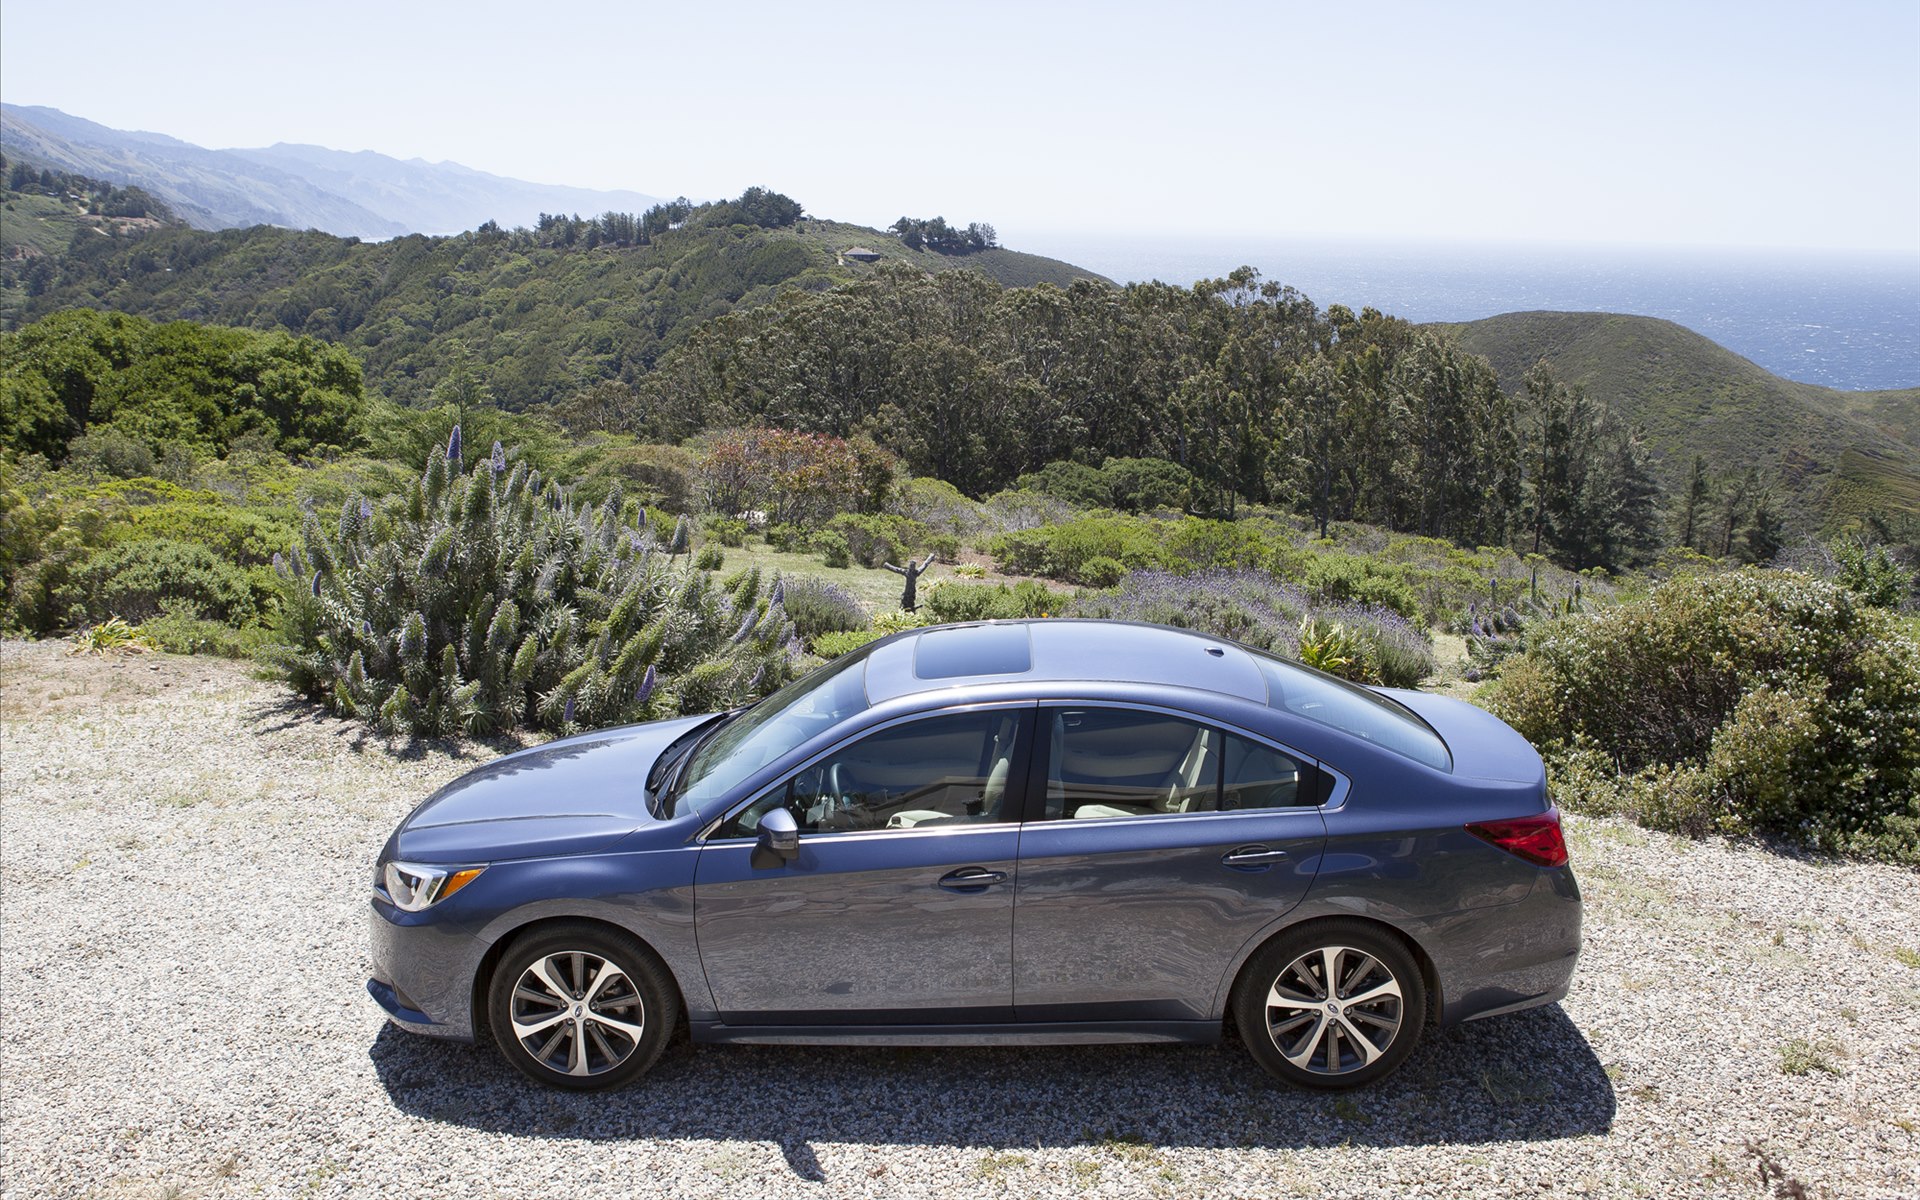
[987,516,1174,582]
[811,608,932,658]
[68,539,261,625]
[923,580,1056,623]
[701,516,748,547]
[1487,569,1920,862]
[694,544,726,571]
[814,530,851,568]
[1296,617,1376,683]
[1077,556,1128,587]
[266,434,799,737]
[952,562,986,578]
[68,616,151,655]
[764,523,807,551]
[827,513,933,568]
[1300,554,1420,620]
[139,598,263,658]
[1064,569,1434,687]
[780,575,868,644]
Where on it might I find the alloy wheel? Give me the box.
[507,950,646,1078]
[1263,944,1405,1076]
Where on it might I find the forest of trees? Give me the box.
[2,153,172,222]
[889,216,998,254]
[636,264,1664,570]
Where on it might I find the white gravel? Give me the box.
[2,638,1917,1200]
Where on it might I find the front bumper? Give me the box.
[366,897,486,1042]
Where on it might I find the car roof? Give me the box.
[861,619,1269,706]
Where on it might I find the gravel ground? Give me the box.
[2,639,1917,1200]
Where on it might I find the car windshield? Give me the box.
[667,647,874,816]
[1251,652,1452,772]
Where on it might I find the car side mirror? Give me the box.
[750,806,799,870]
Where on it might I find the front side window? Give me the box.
[1046,708,1311,820]
[674,649,873,815]
[718,710,1024,837]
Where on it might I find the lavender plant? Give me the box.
[1064,569,1434,686]
[267,432,797,737]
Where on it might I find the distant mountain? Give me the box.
[1438,310,1920,530]
[0,104,666,238]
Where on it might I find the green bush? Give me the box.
[139,598,265,658]
[69,539,261,625]
[812,629,881,658]
[266,434,799,737]
[923,580,1057,623]
[1487,569,1920,862]
[827,512,933,568]
[987,515,1174,582]
[702,516,748,547]
[814,530,851,568]
[694,544,726,570]
[1077,556,1128,588]
[764,522,807,551]
[1300,554,1421,620]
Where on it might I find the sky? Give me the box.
[3,0,1916,254]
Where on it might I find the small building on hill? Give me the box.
[841,246,882,263]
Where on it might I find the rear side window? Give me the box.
[1253,656,1452,772]
[1044,708,1315,820]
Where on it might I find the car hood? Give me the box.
[1379,689,1546,787]
[388,713,713,863]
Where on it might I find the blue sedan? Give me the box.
[368,619,1580,1090]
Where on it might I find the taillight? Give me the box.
[1465,808,1568,868]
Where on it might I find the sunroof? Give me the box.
[913,624,1033,680]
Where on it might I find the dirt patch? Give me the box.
[0,639,250,722]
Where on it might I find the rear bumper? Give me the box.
[1428,865,1582,1026]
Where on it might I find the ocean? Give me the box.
[1016,235,1920,394]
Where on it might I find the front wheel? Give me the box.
[487,923,679,1090]
[1233,920,1427,1089]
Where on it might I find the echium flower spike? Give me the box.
[446,424,462,466]
[360,497,374,522]
[635,664,657,703]
[562,695,576,725]
[311,571,322,597]
[491,441,506,474]
[731,605,761,644]
[272,551,286,576]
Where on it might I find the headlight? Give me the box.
[380,861,486,912]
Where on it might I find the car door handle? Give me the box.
[1221,845,1290,869]
[937,867,1007,891]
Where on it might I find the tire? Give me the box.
[1233,919,1427,1090]
[486,922,680,1091]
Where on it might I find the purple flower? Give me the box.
[562,695,576,725]
[272,551,286,576]
[361,619,374,640]
[446,424,462,465]
[635,664,657,703]
[359,497,374,521]
[490,441,506,474]
[311,571,322,597]
[768,578,785,608]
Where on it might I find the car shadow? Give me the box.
[369,1005,1613,1153]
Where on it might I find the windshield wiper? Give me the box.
[646,708,745,817]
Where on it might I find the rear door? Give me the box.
[1012,704,1328,1021]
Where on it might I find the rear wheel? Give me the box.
[487,923,679,1091]
[1233,920,1426,1089]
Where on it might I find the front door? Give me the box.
[694,707,1033,1024]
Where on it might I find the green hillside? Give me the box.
[11,195,1104,411]
[1437,310,1920,530]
